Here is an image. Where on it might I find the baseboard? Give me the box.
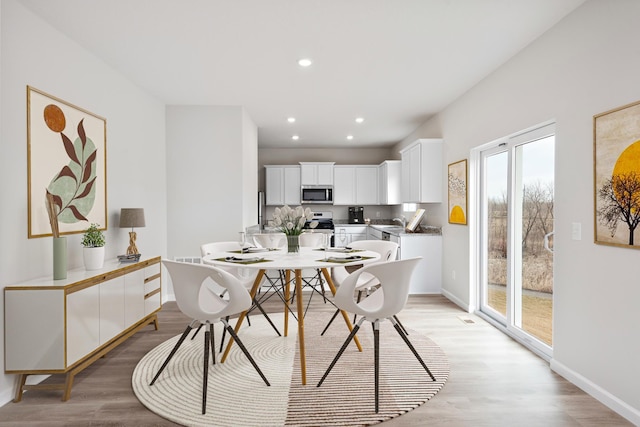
[550,359,640,425]
[441,288,471,312]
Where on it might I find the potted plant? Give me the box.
[81,223,106,270]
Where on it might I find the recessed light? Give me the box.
[346,135,354,140]
[292,135,300,141]
[355,117,364,124]
[287,117,296,123]
[298,58,312,67]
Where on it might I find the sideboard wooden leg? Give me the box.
[62,372,75,401]
[13,374,27,402]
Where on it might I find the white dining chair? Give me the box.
[297,232,331,314]
[200,242,281,344]
[321,239,401,335]
[151,260,270,415]
[316,257,436,413]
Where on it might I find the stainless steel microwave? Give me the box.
[301,186,333,204]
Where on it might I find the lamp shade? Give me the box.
[119,208,146,228]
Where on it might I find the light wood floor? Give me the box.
[0,293,632,426]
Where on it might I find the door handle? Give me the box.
[544,231,554,253]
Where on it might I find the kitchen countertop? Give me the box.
[333,221,442,236]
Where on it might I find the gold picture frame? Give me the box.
[27,86,107,238]
[448,159,467,225]
[594,100,640,248]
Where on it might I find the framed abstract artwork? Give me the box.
[448,159,467,225]
[594,100,640,249]
[27,86,107,238]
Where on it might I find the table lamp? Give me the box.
[119,208,146,255]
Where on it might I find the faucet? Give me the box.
[392,216,406,228]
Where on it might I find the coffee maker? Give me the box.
[348,206,365,224]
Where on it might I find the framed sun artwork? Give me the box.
[448,159,467,225]
[594,100,640,249]
[27,86,107,238]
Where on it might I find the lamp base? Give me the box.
[126,231,140,255]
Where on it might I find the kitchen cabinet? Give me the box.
[265,165,301,205]
[5,256,161,401]
[378,160,401,205]
[333,165,378,205]
[299,162,334,186]
[400,139,443,203]
[334,225,368,247]
[367,226,442,294]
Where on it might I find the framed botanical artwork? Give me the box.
[27,86,107,238]
[448,159,467,225]
[594,100,640,249]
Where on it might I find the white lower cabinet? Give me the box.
[4,256,161,401]
[67,285,101,366]
[99,276,126,346]
[397,234,442,294]
[334,225,368,247]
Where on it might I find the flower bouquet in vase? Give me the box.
[271,205,317,253]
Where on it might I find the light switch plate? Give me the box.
[572,222,581,240]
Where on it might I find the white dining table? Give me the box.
[203,246,380,385]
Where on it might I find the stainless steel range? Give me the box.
[304,211,335,246]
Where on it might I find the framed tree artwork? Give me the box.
[594,99,640,249]
[448,159,467,225]
[27,86,107,238]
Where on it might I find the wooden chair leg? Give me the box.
[150,324,193,386]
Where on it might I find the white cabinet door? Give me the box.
[400,139,443,203]
[266,166,300,205]
[399,235,442,294]
[124,268,145,328]
[378,160,401,205]
[300,162,334,185]
[317,163,334,185]
[265,166,284,205]
[283,166,301,205]
[333,167,355,205]
[356,166,378,205]
[67,286,100,366]
[99,276,125,345]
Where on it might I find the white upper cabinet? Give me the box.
[265,165,301,205]
[299,162,334,185]
[333,165,378,205]
[378,160,401,205]
[400,139,443,203]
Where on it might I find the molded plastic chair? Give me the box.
[150,260,270,414]
[200,242,281,343]
[316,257,436,413]
[297,232,331,312]
[321,240,401,335]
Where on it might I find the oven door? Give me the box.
[301,186,333,204]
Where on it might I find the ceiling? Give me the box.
[19,0,585,149]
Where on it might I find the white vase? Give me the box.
[83,246,105,270]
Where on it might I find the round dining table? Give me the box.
[203,246,380,385]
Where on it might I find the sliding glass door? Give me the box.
[478,124,555,355]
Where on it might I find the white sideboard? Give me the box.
[4,256,161,401]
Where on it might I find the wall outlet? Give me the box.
[376,211,380,218]
[452,270,456,280]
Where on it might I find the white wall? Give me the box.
[166,105,257,264]
[394,0,640,422]
[0,0,167,405]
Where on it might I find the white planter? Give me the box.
[83,246,105,270]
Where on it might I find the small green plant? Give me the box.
[81,223,105,247]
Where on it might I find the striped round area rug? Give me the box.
[132,312,449,427]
